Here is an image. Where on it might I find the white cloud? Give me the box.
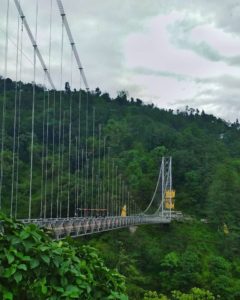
[0,0,240,121]
[168,18,240,66]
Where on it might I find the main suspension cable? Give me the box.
[13,0,55,89]
[143,162,162,214]
[56,0,89,91]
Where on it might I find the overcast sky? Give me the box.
[0,0,240,121]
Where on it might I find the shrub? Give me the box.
[0,214,128,300]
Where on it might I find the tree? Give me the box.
[116,90,128,105]
[94,87,101,97]
[0,214,128,300]
[207,160,240,227]
[101,92,111,101]
[65,81,71,93]
[144,288,215,300]
[172,288,215,300]
[144,291,168,300]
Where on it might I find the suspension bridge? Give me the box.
[0,0,178,239]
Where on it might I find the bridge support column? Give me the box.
[52,221,64,239]
[63,220,74,236]
[129,226,137,234]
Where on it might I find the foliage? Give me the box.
[2,79,240,299]
[144,288,215,300]
[0,213,128,300]
[207,159,240,227]
[144,291,168,300]
[2,78,240,218]
[171,288,215,300]
[87,221,240,299]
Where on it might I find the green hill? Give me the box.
[1,77,240,299]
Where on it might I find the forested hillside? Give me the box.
[1,77,240,299]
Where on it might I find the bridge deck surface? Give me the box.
[19,215,171,239]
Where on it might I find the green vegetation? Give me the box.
[0,213,127,299]
[1,78,240,298]
[86,222,240,299]
[144,288,215,300]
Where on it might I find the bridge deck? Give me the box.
[20,215,171,239]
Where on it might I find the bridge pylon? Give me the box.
[143,156,174,220]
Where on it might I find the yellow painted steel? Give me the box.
[121,205,127,217]
[165,190,175,198]
[165,190,176,209]
[165,199,175,209]
[223,223,229,235]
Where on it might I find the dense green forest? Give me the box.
[1,77,240,299]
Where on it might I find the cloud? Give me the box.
[130,66,191,82]
[173,88,240,122]
[197,75,240,90]
[131,66,240,91]
[168,18,240,66]
[170,73,240,121]
[0,0,172,91]
[1,0,240,121]
[131,64,240,121]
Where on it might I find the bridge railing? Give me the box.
[18,215,171,239]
